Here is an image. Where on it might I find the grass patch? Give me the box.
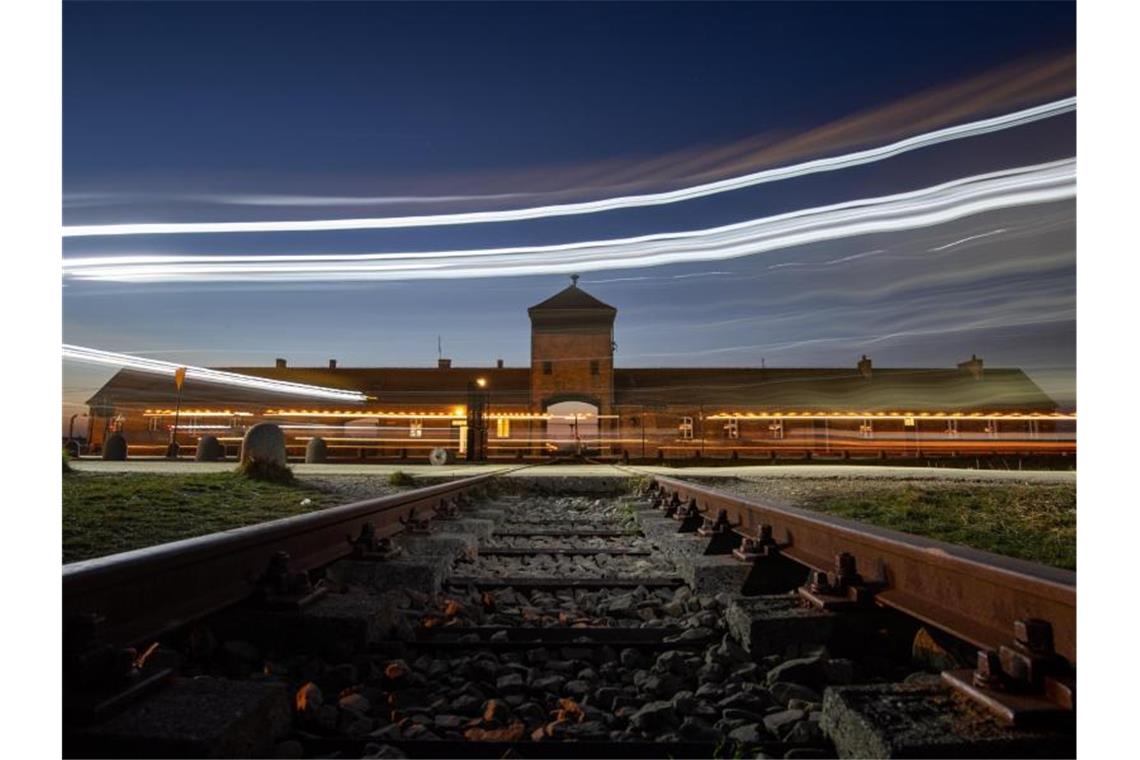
[238,458,295,484]
[62,472,330,563]
[388,470,416,487]
[805,483,1076,570]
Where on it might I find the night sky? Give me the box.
[62,1,1077,429]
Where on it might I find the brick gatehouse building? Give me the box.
[84,279,1074,461]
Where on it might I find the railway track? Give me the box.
[62,467,1076,758]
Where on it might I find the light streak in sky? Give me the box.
[63,159,1075,283]
[62,98,1075,238]
[62,345,368,402]
[928,228,1008,251]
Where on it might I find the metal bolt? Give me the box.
[808,570,831,594]
[1013,618,1054,655]
[973,650,1005,690]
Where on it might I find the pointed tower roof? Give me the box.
[528,274,616,314]
[528,275,616,331]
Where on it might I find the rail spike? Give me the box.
[733,523,781,561]
[255,550,326,610]
[400,506,434,534]
[943,618,1075,727]
[347,521,404,561]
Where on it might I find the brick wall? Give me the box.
[530,330,613,411]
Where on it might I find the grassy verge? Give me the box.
[62,471,333,563]
[796,483,1075,570]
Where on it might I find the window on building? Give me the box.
[679,416,694,440]
[409,419,423,438]
[148,416,161,432]
[724,417,739,439]
[496,418,511,438]
[590,359,600,376]
[1028,419,1040,439]
[946,419,959,437]
[543,360,552,375]
[768,419,784,439]
[985,419,998,438]
[859,418,874,439]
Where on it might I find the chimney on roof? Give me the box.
[857,354,872,379]
[438,358,452,369]
[275,358,287,369]
[958,354,984,379]
[328,359,337,369]
[497,358,504,368]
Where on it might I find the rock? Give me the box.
[823,658,857,685]
[482,699,512,724]
[273,740,304,758]
[697,662,726,684]
[339,693,371,714]
[717,691,772,714]
[679,716,721,741]
[240,422,287,466]
[655,650,689,675]
[591,686,624,710]
[341,714,373,736]
[531,675,566,694]
[450,694,482,714]
[564,679,591,699]
[766,655,826,688]
[102,432,128,461]
[434,714,464,730]
[783,749,832,759]
[607,594,637,613]
[495,672,526,694]
[294,682,322,714]
[620,648,647,669]
[763,709,805,737]
[316,704,339,731]
[724,707,765,722]
[671,691,697,713]
[769,682,822,706]
[708,634,751,666]
[628,701,677,732]
[305,436,328,464]
[911,626,971,671]
[685,626,716,641]
[728,723,766,744]
[784,718,826,744]
[221,640,262,672]
[362,744,408,760]
[195,434,226,461]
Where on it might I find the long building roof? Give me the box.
[87,364,1057,413]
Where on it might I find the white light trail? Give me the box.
[928,228,1008,251]
[62,345,368,402]
[62,98,1075,238]
[63,159,1075,283]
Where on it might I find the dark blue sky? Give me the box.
[62,1,1077,414]
[64,1,1075,192]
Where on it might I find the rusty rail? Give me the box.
[646,473,1076,667]
[63,469,518,647]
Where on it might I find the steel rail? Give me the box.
[63,467,522,647]
[646,473,1076,666]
